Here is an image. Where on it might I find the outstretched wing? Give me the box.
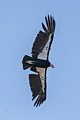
[29,68,47,107]
[31,15,55,60]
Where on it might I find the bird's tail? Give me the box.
[22,55,33,70]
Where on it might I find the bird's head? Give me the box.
[50,63,55,68]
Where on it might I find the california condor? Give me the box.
[22,15,55,107]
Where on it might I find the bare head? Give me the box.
[50,63,55,68]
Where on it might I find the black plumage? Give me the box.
[22,15,55,107]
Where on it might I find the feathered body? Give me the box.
[22,55,50,69]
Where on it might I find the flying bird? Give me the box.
[22,15,55,107]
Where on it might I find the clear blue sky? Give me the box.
[0,0,80,120]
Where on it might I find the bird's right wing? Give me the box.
[29,68,47,107]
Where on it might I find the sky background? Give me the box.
[0,0,80,120]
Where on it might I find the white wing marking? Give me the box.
[26,60,33,64]
[26,60,36,65]
[37,34,52,60]
[36,67,46,92]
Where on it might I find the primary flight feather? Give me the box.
[22,15,55,107]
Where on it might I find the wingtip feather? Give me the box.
[44,15,56,33]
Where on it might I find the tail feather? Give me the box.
[22,55,32,70]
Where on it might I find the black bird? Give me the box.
[22,15,55,107]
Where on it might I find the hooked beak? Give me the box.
[50,63,55,68]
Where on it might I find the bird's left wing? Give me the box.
[29,68,47,107]
[31,15,55,60]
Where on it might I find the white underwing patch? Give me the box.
[36,67,46,92]
[37,34,52,60]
